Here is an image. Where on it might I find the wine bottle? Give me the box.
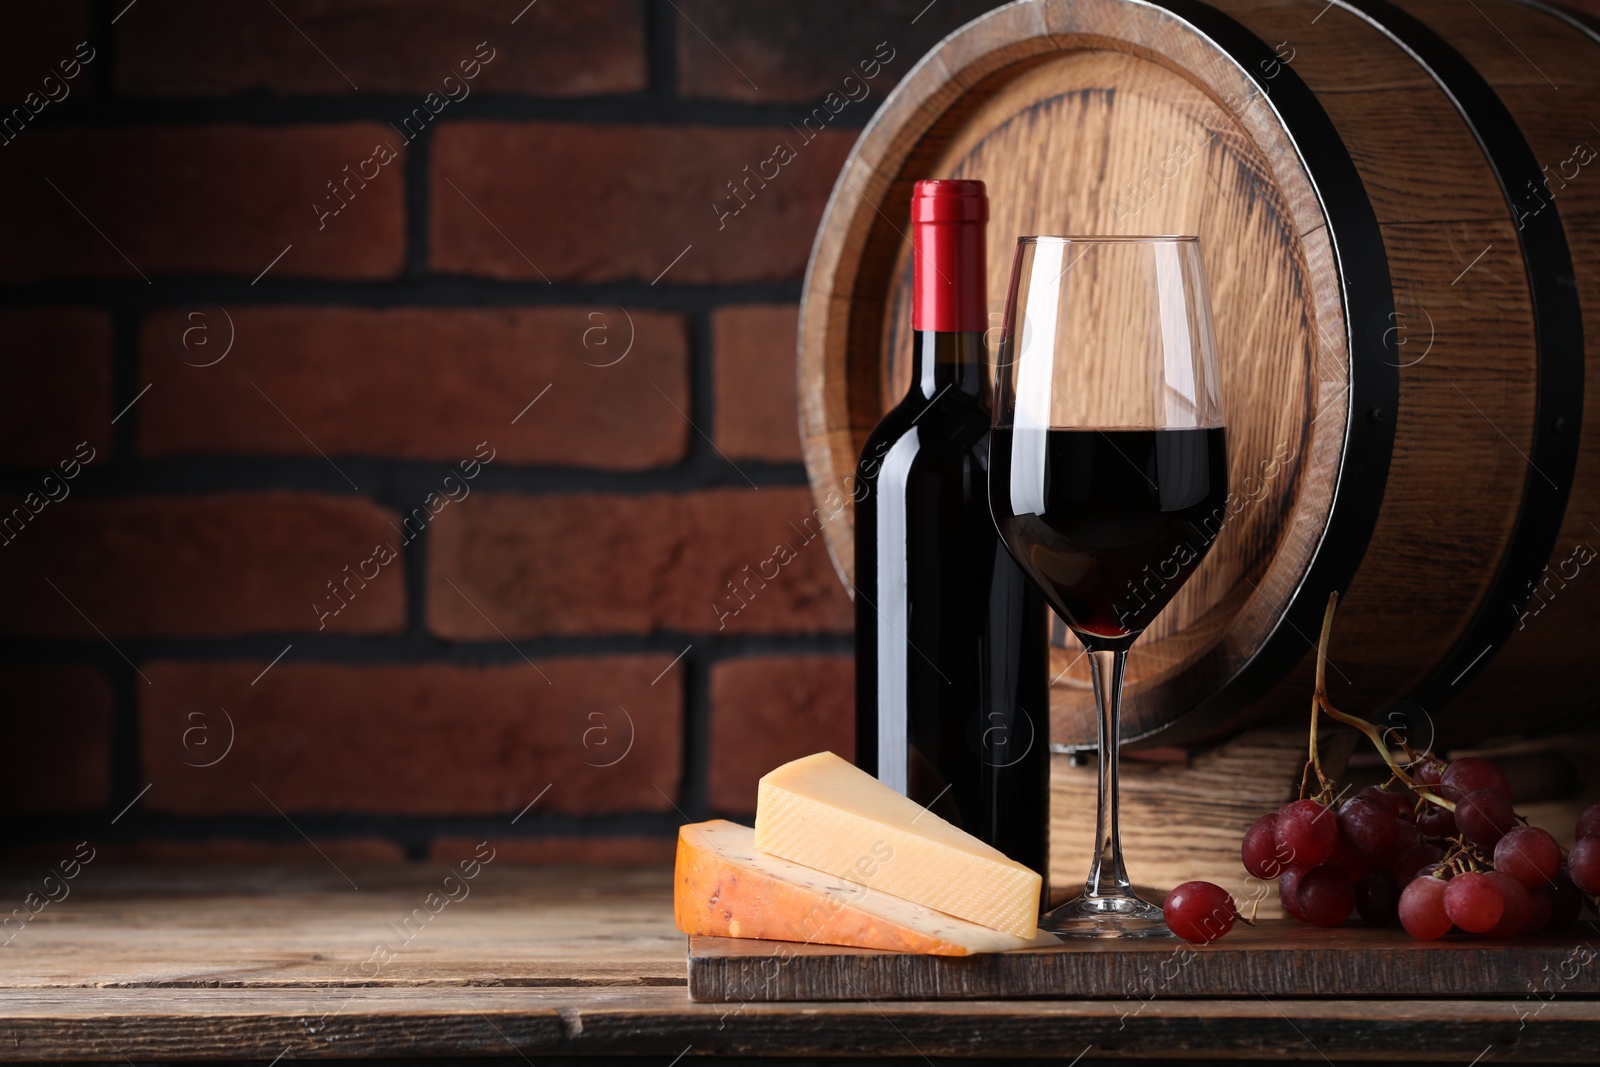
[853,179,1050,882]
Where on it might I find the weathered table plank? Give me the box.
[2,987,1597,1062]
[0,864,1595,1062]
[0,864,683,989]
[688,922,1600,1001]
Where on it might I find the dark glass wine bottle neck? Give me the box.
[910,330,986,400]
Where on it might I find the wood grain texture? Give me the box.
[1048,723,1326,918]
[1200,0,1543,729]
[1398,0,1600,89]
[687,920,1600,1001]
[7,985,1600,1062]
[1380,1,1600,746]
[0,864,683,989]
[0,866,1596,1062]
[798,0,1600,751]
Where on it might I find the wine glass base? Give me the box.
[1041,893,1170,938]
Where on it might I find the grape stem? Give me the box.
[1305,592,1457,813]
[1440,835,1487,874]
[1299,593,1338,804]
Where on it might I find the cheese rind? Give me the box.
[754,751,1044,938]
[674,820,1051,955]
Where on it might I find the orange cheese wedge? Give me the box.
[674,819,1055,955]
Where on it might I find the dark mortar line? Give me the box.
[0,278,805,310]
[20,94,879,130]
[0,632,854,668]
[0,457,812,493]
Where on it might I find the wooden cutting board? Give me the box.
[687,921,1600,1002]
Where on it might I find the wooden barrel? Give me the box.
[799,0,1600,751]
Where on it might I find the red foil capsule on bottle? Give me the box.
[910,179,988,333]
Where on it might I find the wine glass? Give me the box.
[988,235,1227,938]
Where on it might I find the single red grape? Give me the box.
[1416,801,1457,839]
[1163,881,1238,944]
[1279,865,1309,921]
[1455,788,1518,847]
[1577,803,1600,841]
[1568,835,1600,895]
[1274,799,1339,868]
[1548,867,1584,930]
[1242,813,1284,879]
[1355,870,1400,927]
[1482,871,1532,939]
[1413,758,1445,786]
[1493,825,1561,888]
[1398,875,1452,940]
[1356,785,1413,822]
[1443,871,1505,934]
[1296,865,1357,927]
[1339,797,1401,862]
[1442,756,1512,801]
[1393,842,1444,888]
[1523,884,1554,934]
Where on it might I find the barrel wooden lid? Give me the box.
[799,1,1351,747]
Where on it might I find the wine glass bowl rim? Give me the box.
[1017,234,1198,244]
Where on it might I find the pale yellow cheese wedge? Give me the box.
[754,751,1044,938]
[674,820,1053,955]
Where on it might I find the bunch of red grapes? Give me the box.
[1240,755,1600,938]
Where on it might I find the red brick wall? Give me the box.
[0,0,1003,864]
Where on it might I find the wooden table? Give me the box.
[0,864,1595,1062]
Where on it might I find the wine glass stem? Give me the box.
[1085,648,1134,901]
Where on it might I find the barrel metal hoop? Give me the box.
[1513,0,1600,41]
[1336,0,1586,712]
[1140,0,1401,745]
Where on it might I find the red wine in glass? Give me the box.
[990,426,1228,651]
